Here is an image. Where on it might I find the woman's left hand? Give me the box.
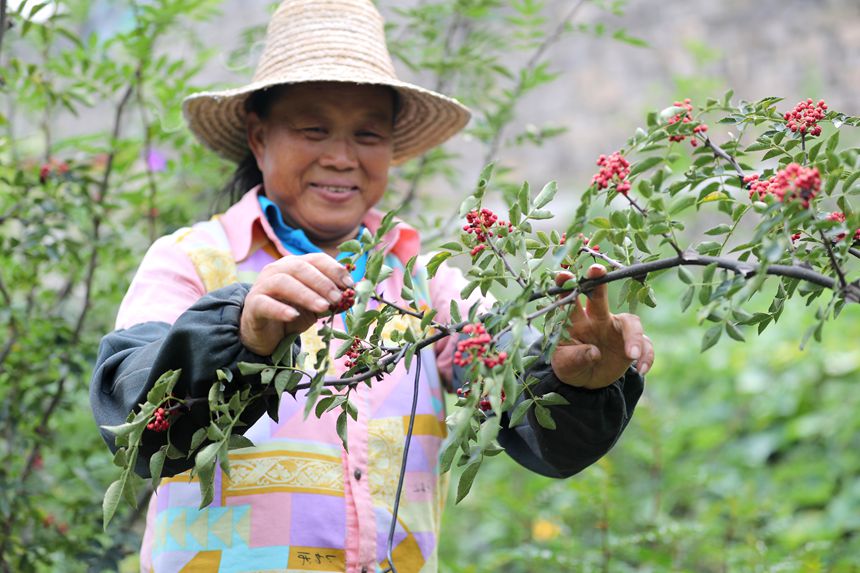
[550,264,654,389]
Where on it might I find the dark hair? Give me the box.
[215,84,401,211]
[215,87,287,210]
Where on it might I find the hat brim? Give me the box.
[182,73,471,166]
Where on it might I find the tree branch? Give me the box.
[704,136,745,179]
[0,0,7,66]
[397,12,463,212]
[483,0,588,165]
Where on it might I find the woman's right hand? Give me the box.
[240,253,354,356]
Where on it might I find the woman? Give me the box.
[90,1,653,571]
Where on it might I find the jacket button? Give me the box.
[354,469,362,480]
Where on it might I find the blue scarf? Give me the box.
[258,194,367,284]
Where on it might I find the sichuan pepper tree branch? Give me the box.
[819,230,849,291]
[298,252,857,389]
[19,79,137,486]
[398,11,464,212]
[704,137,745,180]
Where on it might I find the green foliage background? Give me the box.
[0,1,858,572]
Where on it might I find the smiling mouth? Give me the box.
[310,183,359,194]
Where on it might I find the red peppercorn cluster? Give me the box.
[453,323,508,369]
[827,212,860,242]
[784,99,827,137]
[560,233,599,269]
[38,161,70,184]
[666,99,709,147]
[147,407,170,432]
[746,163,821,208]
[330,288,356,313]
[463,209,513,256]
[591,152,631,195]
[344,338,363,369]
[456,385,506,412]
[344,262,356,272]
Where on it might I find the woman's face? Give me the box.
[247,82,395,249]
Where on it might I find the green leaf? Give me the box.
[629,156,663,178]
[336,410,349,452]
[338,239,362,253]
[459,195,480,218]
[456,460,482,503]
[533,181,558,209]
[260,368,276,386]
[537,392,570,406]
[237,362,268,376]
[725,322,746,341]
[449,300,462,323]
[273,335,297,367]
[149,448,166,490]
[680,285,695,312]
[508,398,533,427]
[590,217,611,230]
[825,129,840,155]
[228,434,255,450]
[190,428,206,453]
[426,251,452,278]
[670,195,697,216]
[365,252,384,283]
[195,442,220,473]
[701,325,722,352]
[533,404,556,430]
[677,266,695,284]
[102,479,123,530]
[704,224,732,236]
[439,437,460,473]
[517,181,530,213]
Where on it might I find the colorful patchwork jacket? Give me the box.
[90,188,644,573]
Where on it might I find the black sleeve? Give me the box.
[454,331,644,479]
[89,283,279,478]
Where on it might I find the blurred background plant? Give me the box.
[0,0,857,571]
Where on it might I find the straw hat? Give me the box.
[183,0,471,165]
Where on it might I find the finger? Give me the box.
[638,335,654,375]
[303,252,355,289]
[555,343,601,371]
[614,313,645,360]
[285,259,347,305]
[267,254,354,291]
[248,293,302,325]
[555,270,585,323]
[260,273,333,314]
[583,264,610,321]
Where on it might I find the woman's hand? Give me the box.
[240,253,354,356]
[550,264,654,389]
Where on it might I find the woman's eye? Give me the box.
[357,131,382,140]
[301,127,326,136]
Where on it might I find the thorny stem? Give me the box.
[486,235,528,288]
[704,137,745,181]
[297,251,857,390]
[582,246,624,269]
[370,293,452,333]
[819,230,848,291]
[621,192,683,256]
